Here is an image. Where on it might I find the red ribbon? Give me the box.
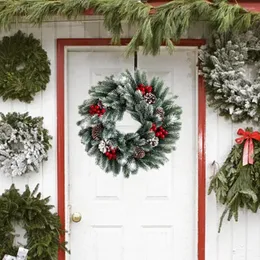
[235,129,260,166]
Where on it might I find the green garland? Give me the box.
[0,184,68,260]
[0,0,259,55]
[0,30,50,102]
[77,70,182,177]
[208,128,260,232]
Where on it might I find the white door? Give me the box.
[66,47,198,260]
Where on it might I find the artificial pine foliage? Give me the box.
[199,31,260,123]
[209,128,260,232]
[0,30,50,102]
[0,112,52,177]
[0,184,68,260]
[0,1,257,55]
[77,70,182,177]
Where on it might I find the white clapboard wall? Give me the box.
[0,18,258,260]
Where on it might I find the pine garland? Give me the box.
[77,70,182,177]
[199,30,260,123]
[209,128,260,232]
[0,184,68,260]
[0,30,51,103]
[0,0,258,55]
[0,112,52,177]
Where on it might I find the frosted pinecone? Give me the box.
[144,93,156,104]
[155,107,165,119]
[147,137,159,147]
[134,147,145,159]
[92,124,103,140]
[0,123,13,138]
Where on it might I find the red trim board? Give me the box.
[56,38,206,260]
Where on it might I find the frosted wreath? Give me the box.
[199,31,260,123]
[0,112,52,177]
[77,70,182,177]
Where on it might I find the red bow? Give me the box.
[235,129,260,166]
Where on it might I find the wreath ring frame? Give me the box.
[0,112,52,177]
[0,30,51,103]
[199,30,260,123]
[0,184,68,259]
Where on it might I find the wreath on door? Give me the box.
[77,70,182,177]
[0,184,68,259]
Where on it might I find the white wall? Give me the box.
[0,18,257,260]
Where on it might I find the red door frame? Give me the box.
[56,38,206,260]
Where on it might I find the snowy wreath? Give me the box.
[78,70,182,177]
[0,112,52,177]
[0,184,68,259]
[0,30,50,103]
[199,30,260,123]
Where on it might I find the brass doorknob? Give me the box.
[71,212,82,223]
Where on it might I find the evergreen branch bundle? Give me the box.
[0,30,51,103]
[77,70,182,177]
[0,184,68,260]
[0,112,52,177]
[209,128,260,232]
[199,31,260,123]
[0,0,258,55]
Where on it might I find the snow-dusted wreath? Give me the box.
[0,112,52,176]
[199,31,260,123]
[77,70,182,177]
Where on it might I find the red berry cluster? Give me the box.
[150,124,169,139]
[137,84,153,95]
[105,148,117,160]
[89,103,106,117]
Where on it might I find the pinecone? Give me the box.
[144,93,156,104]
[147,137,159,147]
[134,147,145,159]
[155,107,165,119]
[92,124,103,140]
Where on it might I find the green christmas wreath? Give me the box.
[0,112,52,177]
[77,70,182,177]
[0,30,51,103]
[0,184,68,260]
[199,31,260,123]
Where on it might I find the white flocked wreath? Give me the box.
[199,30,260,123]
[0,112,52,177]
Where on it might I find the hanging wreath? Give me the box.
[0,184,68,259]
[209,128,260,232]
[0,30,51,103]
[0,112,52,177]
[77,70,182,177]
[199,30,260,123]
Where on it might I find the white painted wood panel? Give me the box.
[0,19,257,260]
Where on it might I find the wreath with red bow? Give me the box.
[209,128,260,232]
[77,70,182,177]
